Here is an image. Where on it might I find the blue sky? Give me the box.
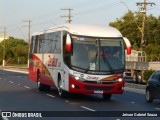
[0,0,160,40]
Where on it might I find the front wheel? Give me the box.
[103,94,112,101]
[146,89,153,103]
[58,76,67,98]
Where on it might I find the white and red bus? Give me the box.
[29,24,131,100]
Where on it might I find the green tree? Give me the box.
[109,11,160,61]
[0,37,28,65]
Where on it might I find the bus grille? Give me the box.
[83,81,116,84]
[85,86,113,91]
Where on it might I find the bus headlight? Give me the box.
[116,78,123,82]
[69,74,85,81]
[75,76,80,80]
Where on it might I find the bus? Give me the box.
[29,24,131,100]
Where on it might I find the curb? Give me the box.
[125,82,146,90]
[3,68,28,74]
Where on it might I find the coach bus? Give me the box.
[29,24,131,100]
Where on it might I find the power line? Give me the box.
[74,0,133,16]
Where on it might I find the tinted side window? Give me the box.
[39,32,61,54]
[30,36,34,54]
[152,72,160,81]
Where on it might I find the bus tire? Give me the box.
[103,94,112,101]
[37,73,45,91]
[45,85,50,91]
[58,76,67,98]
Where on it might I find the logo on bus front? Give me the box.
[48,55,58,67]
[87,76,99,80]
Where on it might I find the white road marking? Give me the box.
[155,108,160,110]
[9,81,14,84]
[17,76,21,78]
[81,106,96,111]
[18,84,21,86]
[131,101,135,104]
[0,109,9,120]
[46,94,55,98]
[2,117,9,120]
[24,86,31,89]
[65,100,69,103]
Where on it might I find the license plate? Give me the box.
[94,90,103,94]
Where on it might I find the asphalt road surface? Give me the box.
[0,69,160,120]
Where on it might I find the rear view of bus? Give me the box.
[29,24,131,100]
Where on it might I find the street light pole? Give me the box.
[120,1,130,12]
[23,20,31,67]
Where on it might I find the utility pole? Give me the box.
[1,27,6,67]
[136,0,155,50]
[61,8,73,23]
[23,20,31,67]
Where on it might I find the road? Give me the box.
[0,68,160,120]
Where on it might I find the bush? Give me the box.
[0,37,28,65]
[143,70,155,82]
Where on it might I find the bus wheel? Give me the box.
[58,76,67,98]
[103,94,112,101]
[37,73,45,91]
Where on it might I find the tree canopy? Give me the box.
[109,11,160,61]
[0,37,28,65]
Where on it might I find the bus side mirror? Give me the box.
[123,37,131,55]
[66,34,72,53]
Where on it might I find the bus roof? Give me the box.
[32,24,123,38]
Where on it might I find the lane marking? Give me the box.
[2,117,9,120]
[0,109,9,120]
[81,106,96,111]
[65,100,69,103]
[131,101,135,104]
[9,81,14,84]
[46,94,55,98]
[24,86,31,89]
[155,108,160,110]
[18,84,21,86]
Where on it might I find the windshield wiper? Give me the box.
[85,53,98,73]
[101,48,114,74]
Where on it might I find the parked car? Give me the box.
[145,71,160,103]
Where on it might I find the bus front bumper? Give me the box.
[69,77,125,94]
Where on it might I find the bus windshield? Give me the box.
[65,35,125,74]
